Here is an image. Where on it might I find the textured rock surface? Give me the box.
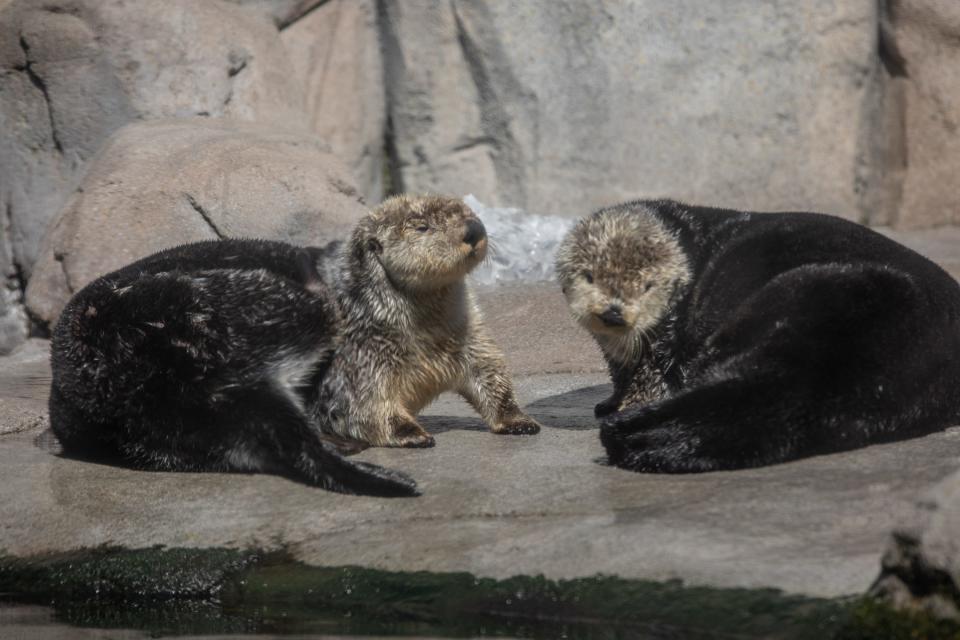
[0,0,307,287]
[225,0,326,29]
[871,468,960,619]
[882,0,960,227]
[380,0,885,220]
[282,0,385,203]
[24,119,366,327]
[0,338,47,435]
[0,217,27,355]
[4,282,960,599]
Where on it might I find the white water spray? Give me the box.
[463,194,575,286]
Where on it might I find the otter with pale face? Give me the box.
[556,205,689,417]
[314,195,541,448]
[557,199,960,473]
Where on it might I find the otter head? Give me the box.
[555,205,690,352]
[353,195,488,291]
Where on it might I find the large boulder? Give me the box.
[881,1,960,227]
[0,0,308,285]
[380,1,885,219]
[282,0,386,204]
[25,119,367,328]
[871,468,960,620]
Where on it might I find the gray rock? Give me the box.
[282,0,386,203]
[870,469,960,620]
[380,1,886,220]
[224,0,327,29]
[1,317,959,597]
[0,210,27,355]
[0,0,308,288]
[24,118,367,327]
[881,0,960,228]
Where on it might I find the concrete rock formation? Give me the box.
[25,119,366,328]
[379,0,886,220]
[0,0,308,349]
[226,0,327,29]
[282,0,385,204]
[881,0,960,227]
[871,468,960,619]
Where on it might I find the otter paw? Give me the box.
[594,396,621,417]
[494,414,541,435]
[388,420,436,448]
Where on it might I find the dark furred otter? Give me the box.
[49,239,417,496]
[556,200,960,472]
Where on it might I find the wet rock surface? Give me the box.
[2,283,960,600]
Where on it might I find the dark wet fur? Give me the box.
[600,201,960,472]
[49,239,418,497]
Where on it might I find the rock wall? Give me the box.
[880,0,960,227]
[282,0,385,204]
[2,0,960,353]
[380,0,888,220]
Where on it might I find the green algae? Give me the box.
[833,599,960,640]
[0,546,953,639]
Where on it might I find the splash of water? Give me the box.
[463,194,575,286]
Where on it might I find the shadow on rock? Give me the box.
[526,383,609,431]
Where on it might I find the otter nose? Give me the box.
[598,306,626,327]
[463,218,487,247]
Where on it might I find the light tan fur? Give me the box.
[555,203,691,411]
[315,195,541,447]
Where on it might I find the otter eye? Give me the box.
[582,271,594,284]
[414,222,429,232]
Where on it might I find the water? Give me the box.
[463,195,575,286]
[0,547,857,640]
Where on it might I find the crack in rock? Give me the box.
[52,251,74,294]
[17,35,64,154]
[450,2,527,207]
[184,193,226,240]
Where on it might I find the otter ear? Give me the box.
[366,238,382,255]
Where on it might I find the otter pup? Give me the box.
[556,199,960,472]
[314,195,541,447]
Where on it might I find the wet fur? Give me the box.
[557,200,960,472]
[50,239,418,496]
[49,195,537,494]
[313,195,540,447]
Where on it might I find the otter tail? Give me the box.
[215,383,420,497]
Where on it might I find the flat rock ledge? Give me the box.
[1,284,959,605]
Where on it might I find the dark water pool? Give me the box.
[0,547,954,639]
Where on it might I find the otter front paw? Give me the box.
[594,396,621,418]
[493,413,541,435]
[387,418,436,448]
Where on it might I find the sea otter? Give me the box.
[556,199,960,472]
[49,195,539,495]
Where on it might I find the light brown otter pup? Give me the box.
[313,195,541,447]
